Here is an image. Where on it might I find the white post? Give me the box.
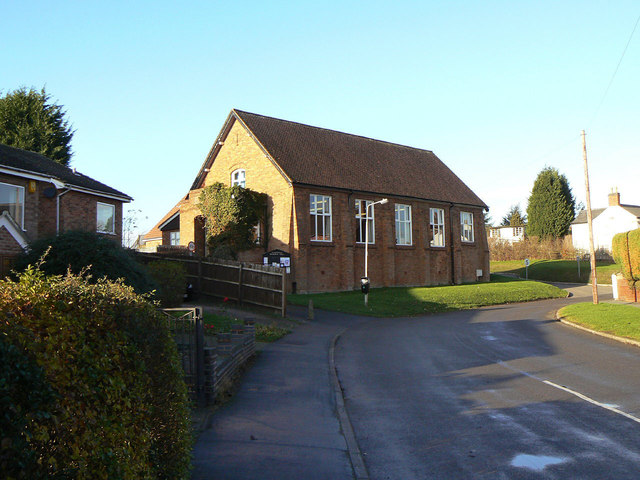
[363,198,388,306]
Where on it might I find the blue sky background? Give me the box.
[3,1,639,241]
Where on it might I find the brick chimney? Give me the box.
[608,188,621,206]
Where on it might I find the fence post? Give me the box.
[195,308,205,408]
[238,263,243,305]
[281,269,286,317]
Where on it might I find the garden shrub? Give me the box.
[14,230,154,293]
[0,267,192,479]
[489,236,576,261]
[612,229,640,285]
[0,338,57,480]
[147,260,187,307]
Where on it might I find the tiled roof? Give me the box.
[572,205,640,224]
[0,143,132,200]
[194,110,487,209]
[141,194,187,241]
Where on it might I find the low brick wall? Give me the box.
[202,319,256,405]
[613,274,638,303]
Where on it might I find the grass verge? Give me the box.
[491,259,620,284]
[288,276,567,317]
[202,312,290,342]
[558,303,640,342]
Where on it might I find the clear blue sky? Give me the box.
[3,1,639,240]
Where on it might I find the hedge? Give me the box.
[0,267,192,479]
[612,229,640,285]
[147,260,187,307]
[14,230,154,293]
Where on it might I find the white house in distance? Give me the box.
[572,190,640,253]
[489,225,525,243]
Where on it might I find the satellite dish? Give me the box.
[43,187,57,198]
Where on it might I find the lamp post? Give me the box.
[362,198,388,306]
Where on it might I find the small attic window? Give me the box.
[231,169,246,188]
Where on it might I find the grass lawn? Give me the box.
[288,276,567,317]
[558,303,640,342]
[491,259,620,284]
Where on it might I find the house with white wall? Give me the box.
[571,190,640,253]
[489,225,526,243]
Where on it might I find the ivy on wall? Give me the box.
[198,182,268,258]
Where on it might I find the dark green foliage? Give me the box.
[526,167,575,239]
[0,87,74,166]
[147,260,187,307]
[14,230,153,293]
[612,229,640,284]
[0,338,57,480]
[501,204,527,226]
[198,182,267,257]
[0,267,192,479]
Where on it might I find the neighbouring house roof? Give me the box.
[192,110,488,209]
[572,205,640,224]
[141,194,188,242]
[0,143,132,202]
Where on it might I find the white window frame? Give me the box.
[395,204,412,245]
[231,169,246,188]
[253,220,262,244]
[430,208,445,247]
[461,211,474,243]
[96,202,116,235]
[0,181,25,229]
[355,199,375,244]
[310,194,332,242]
[169,231,180,246]
[96,202,116,234]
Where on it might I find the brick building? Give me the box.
[144,109,489,293]
[0,144,132,276]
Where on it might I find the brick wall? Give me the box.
[0,172,125,255]
[178,117,490,293]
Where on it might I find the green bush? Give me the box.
[0,338,57,479]
[14,230,154,293]
[612,229,640,284]
[147,260,187,307]
[0,267,192,479]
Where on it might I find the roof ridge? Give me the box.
[233,109,435,154]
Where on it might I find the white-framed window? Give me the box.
[355,199,375,244]
[231,169,246,187]
[0,182,25,229]
[461,212,474,243]
[97,202,115,234]
[395,204,412,245]
[513,226,524,237]
[430,208,445,247]
[310,194,332,242]
[169,231,180,245]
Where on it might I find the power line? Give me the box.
[589,12,640,127]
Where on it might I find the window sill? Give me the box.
[97,231,117,236]
[310,241,335,247]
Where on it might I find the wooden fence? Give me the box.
[138,253,287,316]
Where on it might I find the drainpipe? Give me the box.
[449,203,456,285]
[56,189,70,234]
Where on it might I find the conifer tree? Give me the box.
[526,167,575,239]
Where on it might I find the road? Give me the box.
[336,285,640,479]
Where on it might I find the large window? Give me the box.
[395,204,412,245]
[355,199,375,244]
[310,194,332,241]
[461,212,474,243]
[231,169,246,187]
[97,202,115,234]
[170,231,180,245]
[0,182,25,229]
[430,208,445,247]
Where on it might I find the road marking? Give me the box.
[495,360,640,425]
[541,380,640,425]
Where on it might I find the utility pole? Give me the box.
[581,130,599,304]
